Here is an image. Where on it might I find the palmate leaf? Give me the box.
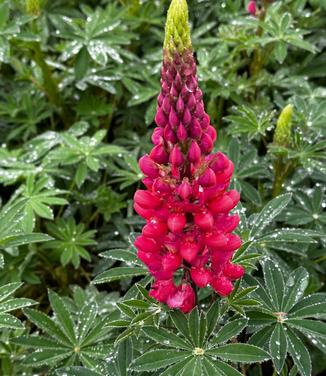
[245,262,326,376]
[14,289,113,370]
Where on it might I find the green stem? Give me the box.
[216,96,225,131]
[272,158,296,197]
[31,42,70,126]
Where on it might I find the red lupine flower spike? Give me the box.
[133,0,244,313]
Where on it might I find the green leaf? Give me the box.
[0,298,35,313]
[0,313,23,329]
[142,326,192,350]
[100,248,140,265]
[23,308,71,346]
[282,267,309,312]
[213,318,248,345]
[246,311,276,327]
[287,328,311,376]
[160,357,193,376]
[11,336,63,349]
[287,319,326,339]
[92,267,147,284]
[48,290,76,343]
[249,194,292,239]
[188,308,201,346]
[269,323,287,373]
[249,326,275,349]
[75,163,88,188]
[78,302,98,342]
[131,349,189,372]
[206,301,220,338]
[0,282,23,302]
[274,41,287,64]
[204,358,243,376]
[170,310,191,342]
[23,349,71,366]
[57,367,103,376]
[75,46,90,80]
[261,258,285,311]
[289,293,326,319]
[180,357,203,376]
[207,344,270,363]
[0,233,52,248]
[0,3,9,30]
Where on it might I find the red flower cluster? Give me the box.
[133,0,244,313]
[247,0,257,16]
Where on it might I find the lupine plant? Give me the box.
[0,0,325,375]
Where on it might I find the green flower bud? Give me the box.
[26,0,41,16]
[164,0,192,55]
[273,104,294,147]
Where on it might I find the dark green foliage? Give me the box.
[0,0,325,375]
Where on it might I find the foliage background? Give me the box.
[0,0,325,375]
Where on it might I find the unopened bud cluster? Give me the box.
[25,0,41,16]
[273,104,294,147]
[133,0,244,313]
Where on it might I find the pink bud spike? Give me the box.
[133,0,242,312]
